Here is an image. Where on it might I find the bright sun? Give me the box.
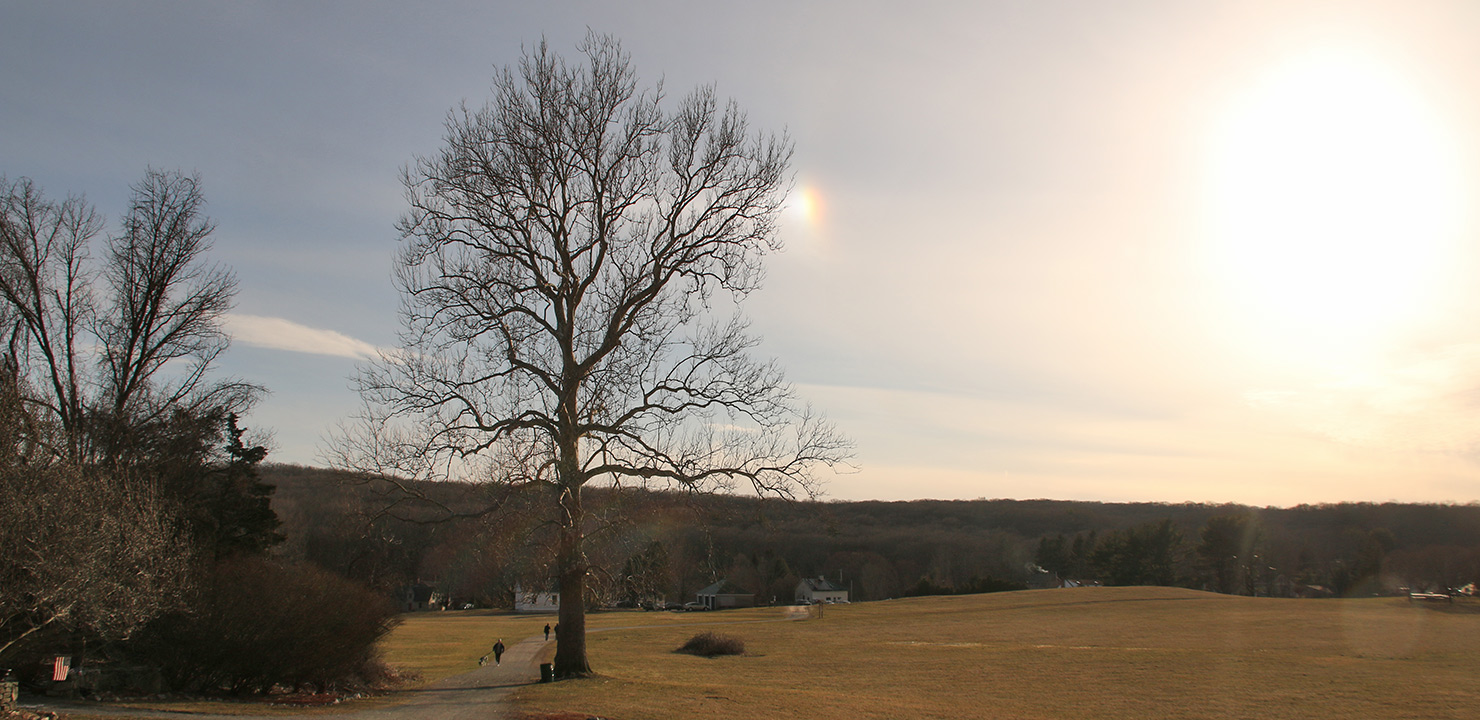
[1203,48,1464,368]
[781,184,829,257]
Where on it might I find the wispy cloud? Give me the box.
[225,314,382,359]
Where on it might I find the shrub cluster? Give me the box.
[132,557,400,693]
[675,632,745,657]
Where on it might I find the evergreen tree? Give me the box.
[208,413,281,558]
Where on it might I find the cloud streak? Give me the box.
[225,314,381,359]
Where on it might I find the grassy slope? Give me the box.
[496,587,1480,720]
[71,589,1474,719]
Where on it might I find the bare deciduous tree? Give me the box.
[0,177,101,458]
[0,171,255,665]
[331,34,850,677]
[0,368,190,664]
[0,170,254,464]
[0,463,189,661]
[100,169,241,426]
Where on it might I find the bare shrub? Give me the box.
[676,632,745,657]
[133,557,400,693]
[0,462,190,665]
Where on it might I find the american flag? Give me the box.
[52,656,69,682]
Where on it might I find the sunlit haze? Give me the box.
[1203,46,1467,371]
[7,1,1480,505]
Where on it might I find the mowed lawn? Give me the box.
[479,587,1480,720]
[379,610,554,684]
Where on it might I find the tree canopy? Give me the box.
[333,33,849,676]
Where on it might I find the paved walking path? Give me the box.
[19,635,549,720]
[22,610,805,719]
[346,634,544,720]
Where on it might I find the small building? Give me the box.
[696,579,756,610]
[514,584,560,613]
[1025,566,1057,590]
[796,576,849,604]
[400,583,444,611]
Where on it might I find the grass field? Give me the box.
[377,609,552,684]
[490,587,1480,720]
[48,588,1480,719]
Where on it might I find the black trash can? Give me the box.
[539,663,554,683]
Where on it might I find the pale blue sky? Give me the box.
[7,1,1480,504]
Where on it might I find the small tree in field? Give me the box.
[332,34,849,677]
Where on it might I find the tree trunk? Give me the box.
[552,478,592,678]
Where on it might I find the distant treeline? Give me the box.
[265,464,1480,607]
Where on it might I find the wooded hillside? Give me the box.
[265,464,1480,607]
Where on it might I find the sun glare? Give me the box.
[782,184,828,256]
[786,185,822,226]
[1202,48,1464,367]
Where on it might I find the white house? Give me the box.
[513,584,559,613]
[796,576,849,604]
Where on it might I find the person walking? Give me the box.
[544,623,551,641]
[492,639,506,666]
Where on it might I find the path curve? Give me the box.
[19,635,549,720]
[23,610,808,719]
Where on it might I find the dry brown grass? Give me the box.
[376,609,552,685]
[48,591,1480,719]
[512,587,1480,720]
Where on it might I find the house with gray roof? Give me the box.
[796,576,849,604]
[696,579,756,610]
